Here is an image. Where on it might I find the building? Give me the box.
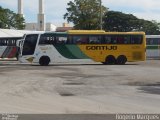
[18,0,72,32]
[25,23,57,31]
[56,23,73,32]
[18,0,46,31]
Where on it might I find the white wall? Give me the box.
[25,23,56,31]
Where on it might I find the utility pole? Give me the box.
[100,0,103,30]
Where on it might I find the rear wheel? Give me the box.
[116,55,127,65]
[39,56,50,66]
[103,55,116,65]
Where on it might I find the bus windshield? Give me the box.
[22,34,38,55]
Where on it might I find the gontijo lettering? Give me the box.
[86,46,117,50]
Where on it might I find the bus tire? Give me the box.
[103,55,116,65]
[116,55,127,65]
[39,56,50,66]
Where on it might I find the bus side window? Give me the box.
[111,36,117,44]
[50,36,55,44]
[8,39,12,46]
[146,38,152,45]
[39,34,53,44]
[158,39,160,45]
[0,40,3,46]
[5,40,8,46]
[131,35,142,44]
[89,36,101,44]
[153,38,159,45]
[39,35,46,44]
[2,40,5,45]
[12,40,15,46]
[66,36,73,44]
[73,36,89,44]
[117,36,124,44]
[56,37,67,44]
[72,36,80,44]
[150,39,153,45]
[146,38,149,45]
[104,36,112,44]
[115,35,130,44]
[123,36,130,44]
[0,39,3,46]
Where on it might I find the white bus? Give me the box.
[146,35,160,59]
[18,32,94,65]
[0,37,22,59]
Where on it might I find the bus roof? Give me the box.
[23,31,145,36]
[146,35,160,38]
[67,30,145,35]
[44,32,67,35]
[67,30,105,34]
[103,32,145,35]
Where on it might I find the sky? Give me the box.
[1,0,160,26]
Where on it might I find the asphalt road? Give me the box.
[0,60,160,113]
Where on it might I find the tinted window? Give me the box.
[71,36,89,44]
[146,38,160,45]
[0,39,6,46]
[39,34,55,44]
[22,34,38,55]
[131,35,143,44]
[118,36,130,44]
[89,36,101,44]
[103,35,130,44]
[103,36,112,44]
[67,34,143,45]
[39,33,67,45]
[0,38,18,46]
[56,36,67,44]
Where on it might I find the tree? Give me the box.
[64,0,107,30]
[0,6,25,29]
[103,11,160,35]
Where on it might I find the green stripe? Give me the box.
[53,44,78,59]
[53,44,90,59]
[65,45,89,59]
[147,45,159,49]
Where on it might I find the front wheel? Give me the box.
[39,56,50,66]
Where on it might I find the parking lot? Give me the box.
[0,60,160,113]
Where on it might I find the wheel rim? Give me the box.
[106,56,116,65]
[117,56,127,65]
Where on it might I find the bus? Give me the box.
[18,30,146,65]
[0,37,22,59]
[146,35,160,59]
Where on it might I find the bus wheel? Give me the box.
[104,55,116,65]
[39,56,50,66]
[116,55,127,65]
